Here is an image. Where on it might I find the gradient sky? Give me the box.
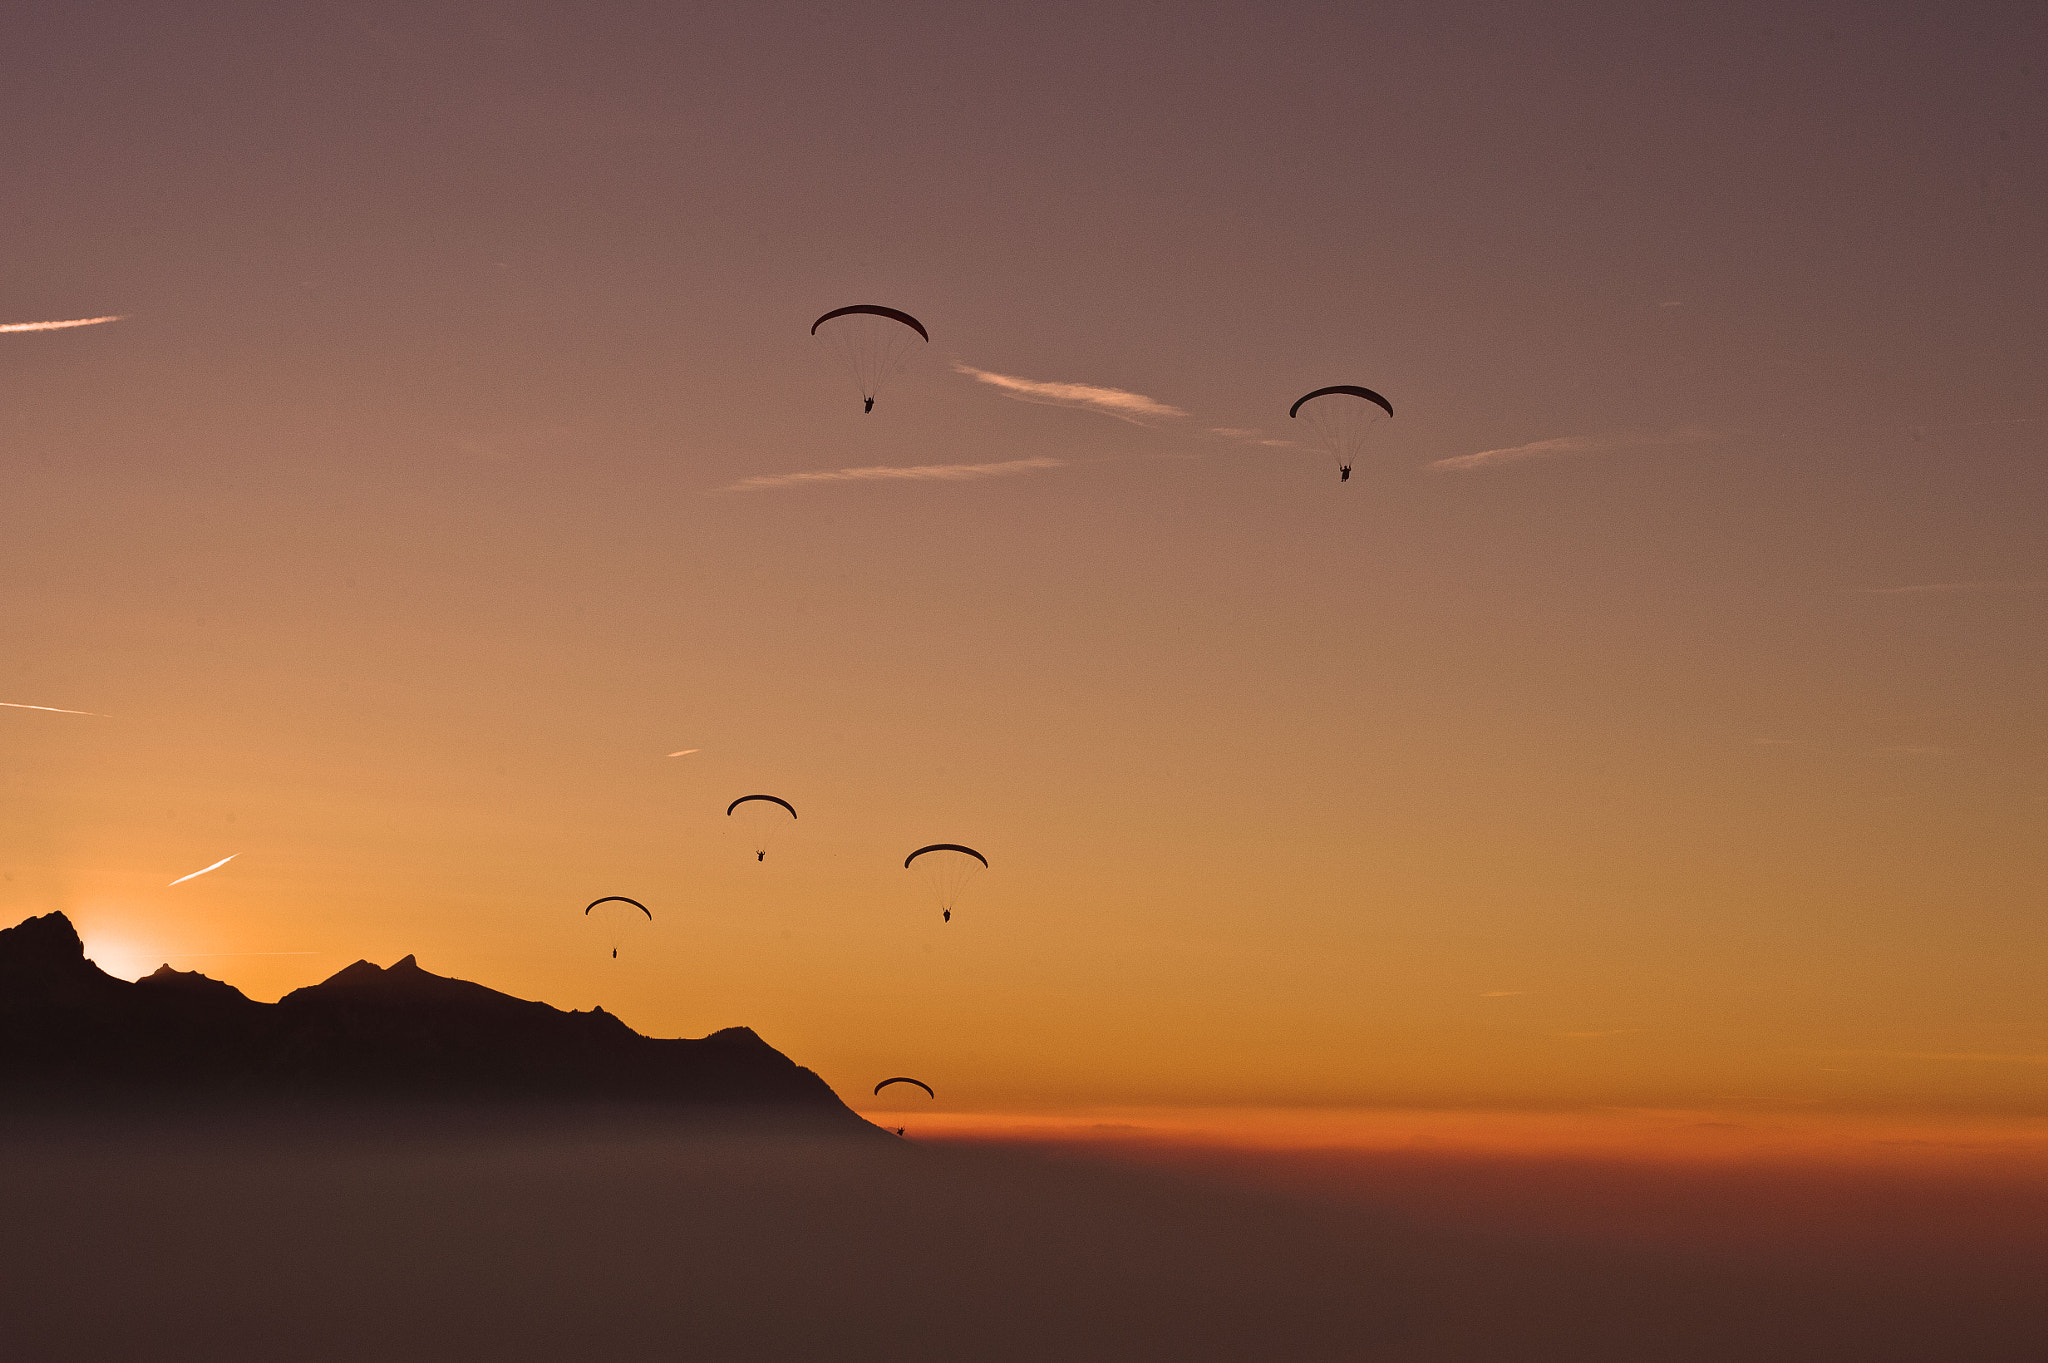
[2,1,2043,1123]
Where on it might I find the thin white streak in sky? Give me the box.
[168,854,237,887]
[953,363,1185,422]
[1911,417,2035,433]
[667,749,701,757]
[1855,582,2048,595]
[1431,425,1715,472]
[1205,427,1297,449]
[722,457,1064,493]
[0,315,124,333]
[1847,1051,2048,1065]
[0,701,101,715]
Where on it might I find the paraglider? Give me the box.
[811,305,928,412]
[726,794,797,861]
[585,895,651,959]
[1289,385,1393,482]
[904,843,987,923]
[873,1077,936,1099]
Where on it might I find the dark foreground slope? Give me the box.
[0,911,865,1129]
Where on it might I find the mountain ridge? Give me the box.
[0,911,872,1131]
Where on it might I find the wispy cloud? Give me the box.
[1430,424,1715,472]
[1207,427,1297,449]
[1855,581,2048,596]
[1843,1051,2048,1065]
[168,854,237,888]
[0,315,123,333]
[722,457,1065,493]
[954,363,1185,423]
[666,749,700,758]
[0,701,101,716]
[1910,416,2035,435]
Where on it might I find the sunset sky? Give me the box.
[2,2,2042,1134]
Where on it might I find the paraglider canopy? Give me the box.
[1288,385,1393,421]
[728,794,797,860]
[811,305,929,343]
[726,794,797,819]
[812,304,929,411]
[584,896,651,959]
[1289,385,1394,480]
[905,844,987,922]
[903,843,987,870]
[873,1077,936,1099]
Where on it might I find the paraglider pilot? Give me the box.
[942,909,950,923]
[1340,464,1351,482]
[864,397,874,413]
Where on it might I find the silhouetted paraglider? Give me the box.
[874,1077,936,1099]
[812,305,928,412]
[727,794,797,861]
[905,844,986,923]
[585,896,651,959]
[1289,385,1393,482]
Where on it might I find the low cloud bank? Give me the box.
[2,1115,2037,1361]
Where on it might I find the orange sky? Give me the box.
[2,2,2043,1131]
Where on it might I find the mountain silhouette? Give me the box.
[0,911,867,1127]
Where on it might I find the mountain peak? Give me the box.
[137,964,253,1003]
[318,959,387,988]
[285,953,554,1018]
[0,909,85,962]
[0,910,127,1007]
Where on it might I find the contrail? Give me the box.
[168,854,237,887]
[1,701,101,715]
[667,749,701,757]
[0,315,124,333]
[1855,581,2048,595]
[723,456,1064,493]
[953,363,1186,422]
